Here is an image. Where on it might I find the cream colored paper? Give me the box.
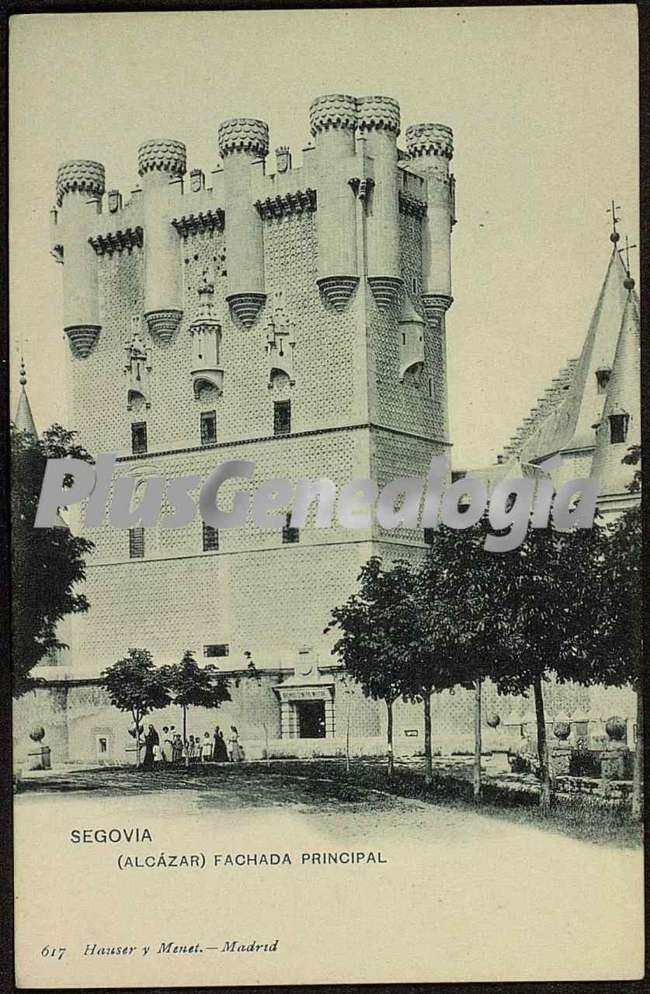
[11,6,642,988]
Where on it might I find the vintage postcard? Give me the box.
[10,5,643,988]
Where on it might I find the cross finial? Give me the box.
[607,200,621,244]
[19,355,27,387]
[617,234,637,276]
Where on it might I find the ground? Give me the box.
[14,761,643,985]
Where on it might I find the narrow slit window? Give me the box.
[129,527,145,559]
[131,422,147,455]
[202,521,219,552]
[282,512,299,544]
[200,410,217,445]
[274,400,291,436]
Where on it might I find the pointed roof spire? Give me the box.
[590,288,640,496]
[518,246,635,462]
[14,356,37,436]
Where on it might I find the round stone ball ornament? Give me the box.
[605,716,626,742]
[553,720,571,741]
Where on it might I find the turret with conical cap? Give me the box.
[14,357,37,436]
[590,277,640,507]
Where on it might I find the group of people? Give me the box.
[140,723,243,769]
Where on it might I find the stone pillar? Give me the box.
[309,94,359,311]
[56,160,105,357]
[404,123,455,328]
[218,118,269,328]
[138,139,187,343]
[356,95,402,310]
[601,716,630,780]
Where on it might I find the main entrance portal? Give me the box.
[296,700,326,738]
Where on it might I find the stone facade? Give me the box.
[15,98,639,770]
[17,95,464,766]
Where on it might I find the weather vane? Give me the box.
[607,200,621,244]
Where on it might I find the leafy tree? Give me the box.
[588,507,642,817]
[328,557,416,779]
[101,649,171,765]
[417,521,513,799]
[11,424,95,696]
[490,523,610,810]
[161,650,231,742]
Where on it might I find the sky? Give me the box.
[8,5,638,468]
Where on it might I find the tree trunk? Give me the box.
[473,679,482,801]
[182,705,187,745]
[386,699,394,780]
[133,709,141,767]
[632,677,643,820]
[423,693,432,786]
[533,674,552,810]
[345,693,351,775]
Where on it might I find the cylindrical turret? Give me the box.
[405,123,454,325]
[357,96,402,310]
[56,160,105,357]
[218,118,269,328]
[138,139,186,343]
[309,94,359,311]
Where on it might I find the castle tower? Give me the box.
[217,118,269,327]
[357,95,402,310]
[46,95,457,760]
[309,94,359,310]
[138,139,187,343]
[404,123,455,326]
[55,159,105,357]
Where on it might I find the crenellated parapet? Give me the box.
[255,189,316,220]
[399,191,427,218]
[405,123,453,160]
[52,97,457,366]
[172,210,225,238]
[356,95,401,135]
[309,94,358,135]
[89,226,143,257]
[218,118,269,159]
[218,118,269,328]
[137,139,187,178]
[56,160,106,208]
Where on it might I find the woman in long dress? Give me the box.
[228,725,242,763]
[213,726,228,762]
[142,725,158,769]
